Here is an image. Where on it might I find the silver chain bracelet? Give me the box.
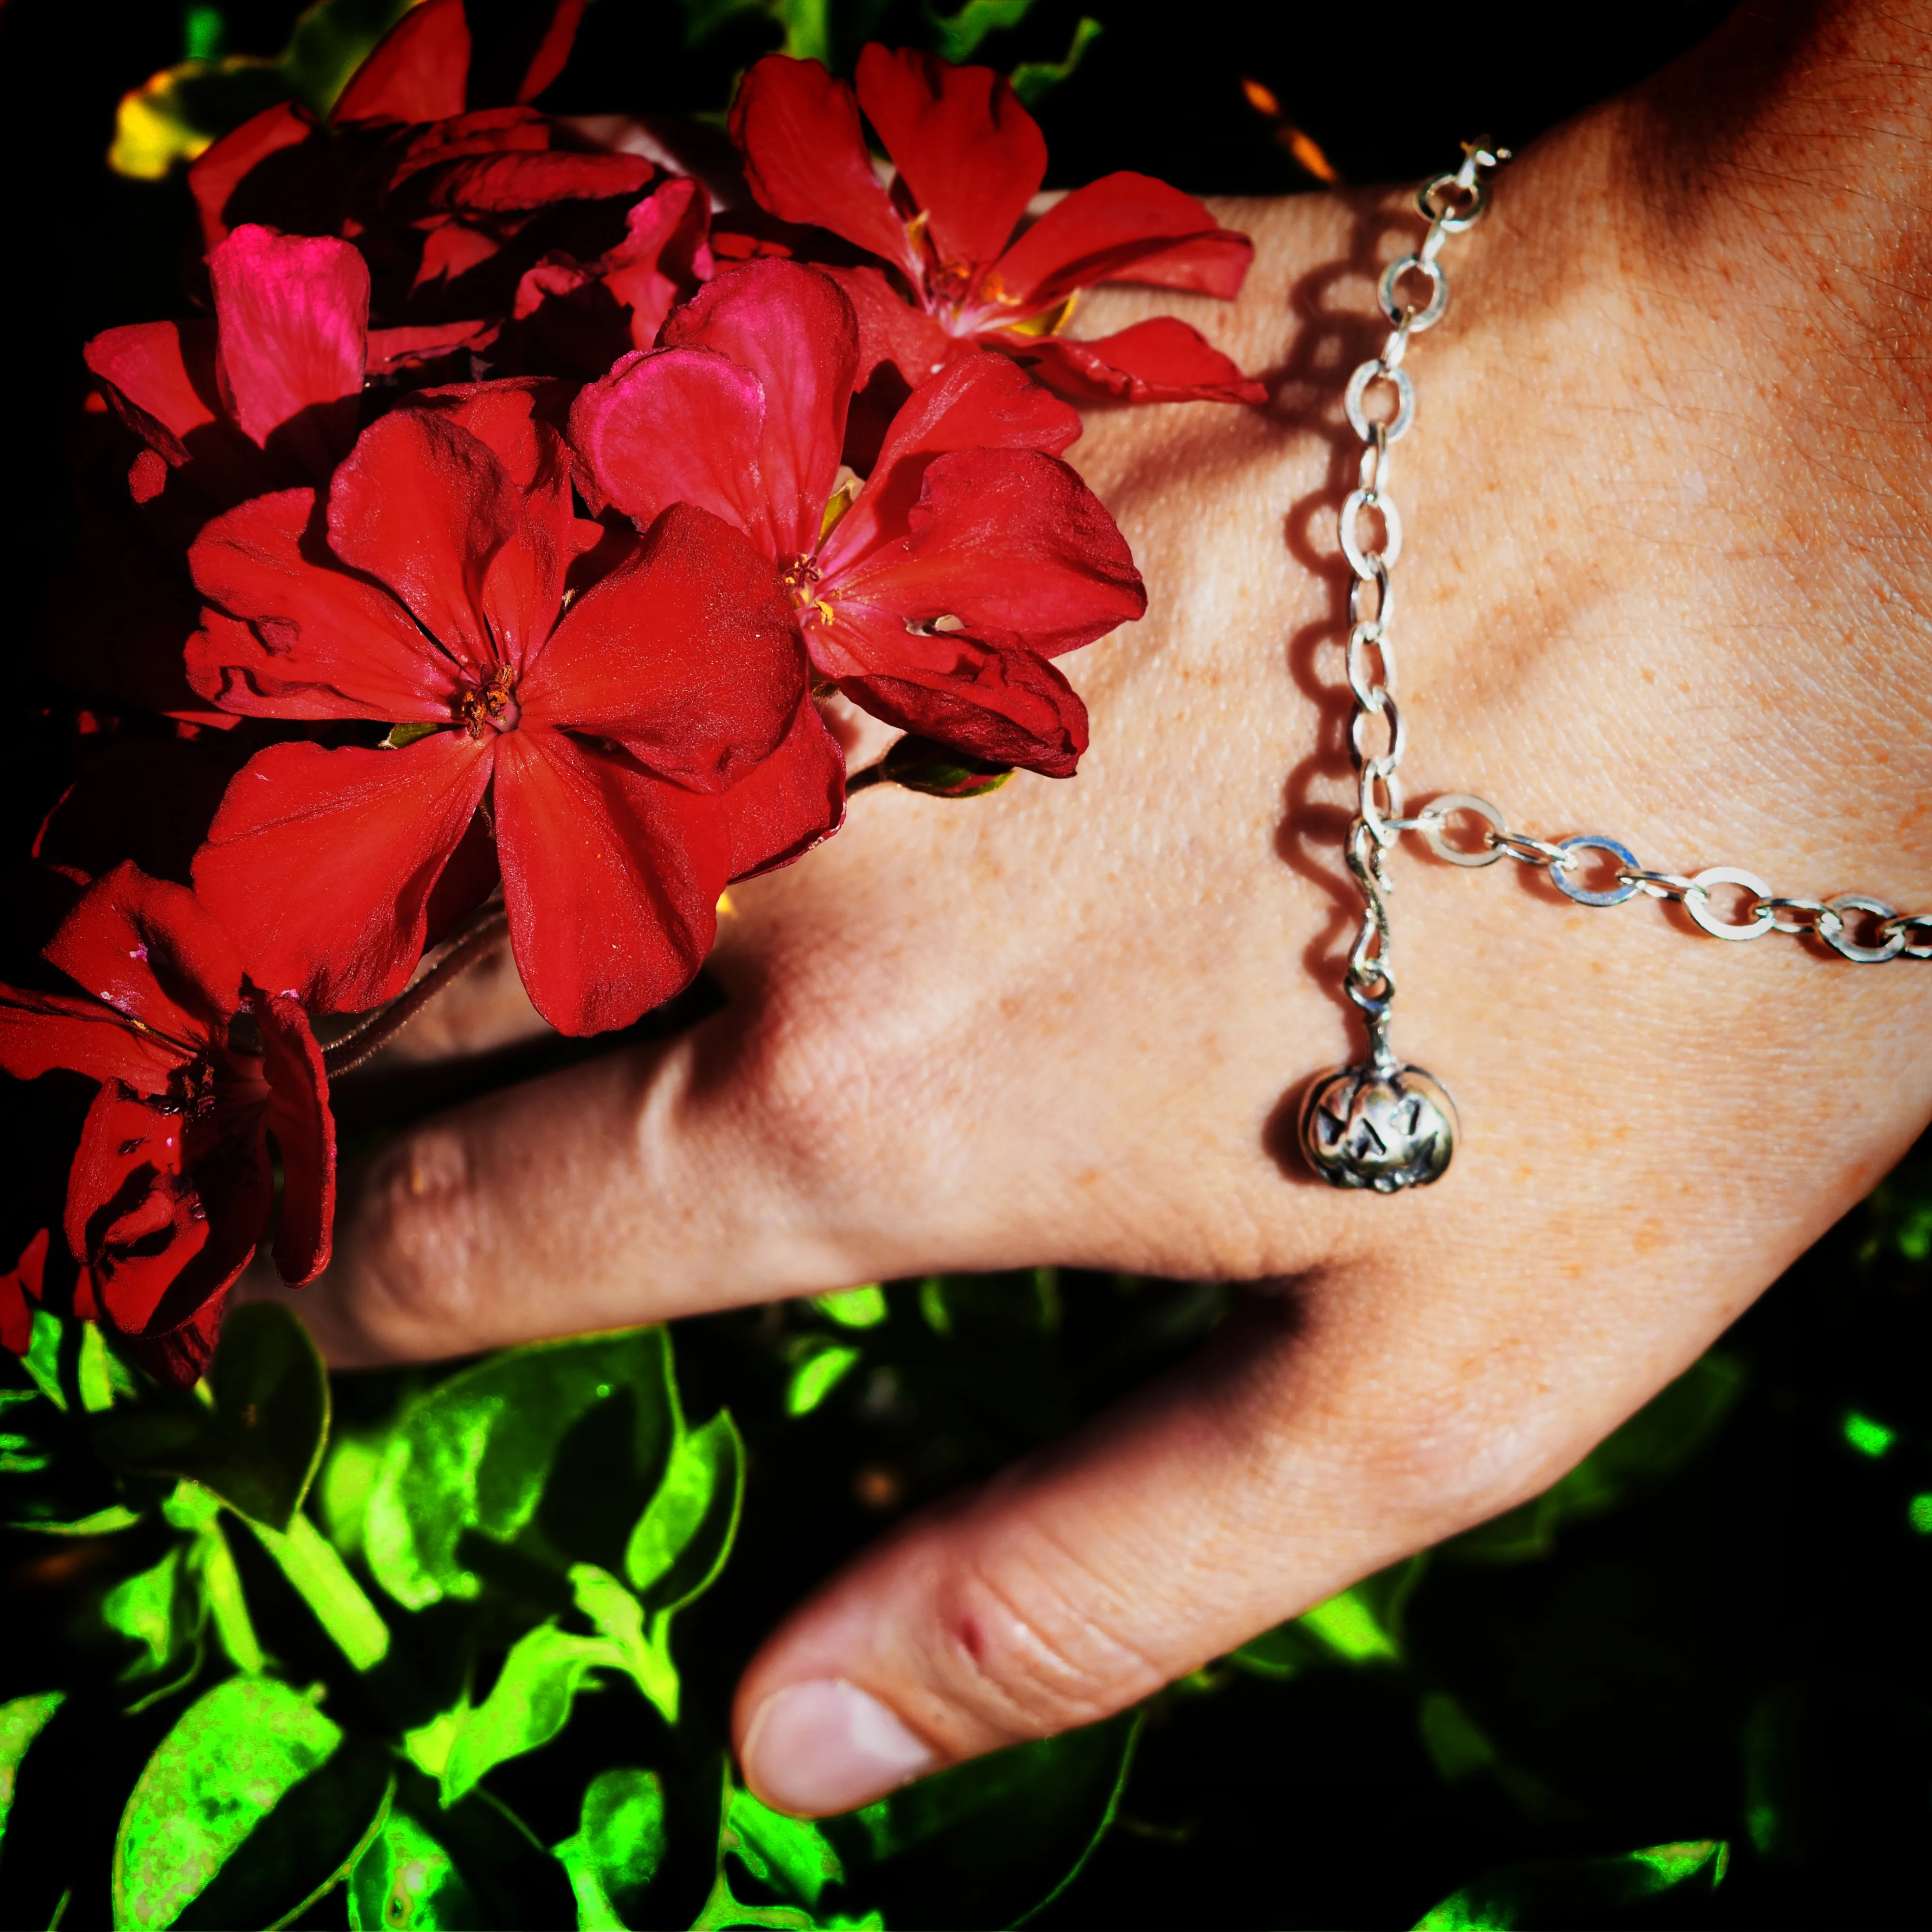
[1298,140,1932,1195]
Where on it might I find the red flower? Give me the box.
[727,46,1264,406]
[188,0,666,344]
[186,383,843,1033]
[572,262,1145,775]
[0,866,335,1386]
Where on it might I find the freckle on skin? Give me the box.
[409,1165,426,1197]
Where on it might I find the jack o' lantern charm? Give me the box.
[1299,1052,1457,1193]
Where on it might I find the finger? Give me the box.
[726,1206,1834,1818]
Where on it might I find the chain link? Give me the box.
[1335,139,1508,1018]
[1409,799,1932,962]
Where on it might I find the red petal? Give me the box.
[324,409,525,675]
[83,322,217,464]
[521,503,805,790]
[194,735,493,1011]
[0,985,178,1092]
[1009,318,1267,406]
[0,1229,49,1355]
[854,44,1045,273]
[188,488,462,721]
[598,175,713,350]
[840,639,1088,778]
[366,319,501,375]
[827,447,1145,657]
[209,225,368,482]
[420,149,654,215]
[722,700,846,881]
[818,264,954,389]
[45,864,241,1052]
[188,100,317,249]
[461,0,587,106]
[660,262,859,560]
[493,731,728,1036]
[990,174,1254,310]
[127,1293,227,1388]
[259,992,335,1285]
[332,0,470,124]
[729,54,921,283]
[403,376,576,483]
[821,349,1082,570]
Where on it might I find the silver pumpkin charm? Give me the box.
[1299,1052,1457,1193]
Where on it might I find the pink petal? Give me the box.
[521,502,805,791]
[493,730,729,1036]
[854,44,1045,273]
[722,699,846,881]
[188,488,463,721]
[209,226,368,481]
[827,446,1145,658]
[989,173,1254,310]
[332,0,470,125]
[194,735,493,1012]
[660,262,859,560]
[259,992,335,1285]
[729,54,922,283]
[1008,318,1268,406]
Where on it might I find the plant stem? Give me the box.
[321,906,511,1078]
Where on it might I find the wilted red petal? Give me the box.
[839,638,1088,777]
[188,488,463,721]
[989,173,1253,310]
[46,865,241,1053]
[194,735,493,1011]
[571,346,770,544]
[259,992,335,1285]
[332,0,470,124]
[1009,318,1267,405]
[729,54,921,283]
[522,503,805,789]
[660,262,859,560]
[722,700,846,881]
[828,446,1145,657]
[325,410,523,674]
[188,100,317,249]
[854,45,1046,272]
[210,226,368,481]
[493,730,728,1036]
[818,265,955,389]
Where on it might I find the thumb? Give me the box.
[729,1271,1676,1819]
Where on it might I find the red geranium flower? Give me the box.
[186,383,843,1033]
[572,261,1145,775]
[0,865,334,1387]
[188,0,682,350]
[727,45,1264,406]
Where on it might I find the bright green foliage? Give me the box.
[572,1562,679,1721]
[1009,16,1103,106]
[926,0,1039,62]
[623,1408,745,1612]
[694,1768,865,1931]
[553,1768,668,1929]
[91,1303,329,1530]
[246,1510,391,1671]
[102,1547,194,1679]
[318,1430,388,1559]
[1841,1410,1894,1457]
[347,1808,478,1930]
[784,1340,861,1417]
[1448,1351,1746,1562]
[0,1693,64,1848]
[1909,1493,1932,1532]
[1232,1556,1422,1677]
[1412,1839,1729,1929]
[364,1328,680,1609]
[811,1286,887,1329]
[110,0,416,178]
[111,1676,341,1929]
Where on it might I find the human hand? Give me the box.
[275,0,1932,1816]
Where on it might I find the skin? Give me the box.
[268,0,1932,1813]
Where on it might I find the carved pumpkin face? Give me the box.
[1299,1062,1458,1192]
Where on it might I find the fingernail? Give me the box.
[742,1678,938,1815]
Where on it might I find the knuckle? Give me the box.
[341,1125,483,1348]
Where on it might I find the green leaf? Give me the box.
[784,1342,861,1418]
[570,1563,678,1723]
[101,1547,196,1682]
[111,1676,342,1930]
[1411,1839,1729,1930]
[245,1510,391,1671]
[1231,1556,1424,1677]
[1448,1351,1746,1564]
[92,1302,330,1530]
[0,1693,64,1850]
[1009,15,1101,107]
[189,1516,266,1673]
[552,1768,667,1930]
[382,721,449,750]
[364,1329,678,1610]
[624,1409,744,1615]
[1,1317,135,1533]
[925,0,1037,62]
[811,1286,887,1330]
[726,1788,844,1907]
[317,1429,387,1560]
[348,1806,480,1930]
[109,0,416,179]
